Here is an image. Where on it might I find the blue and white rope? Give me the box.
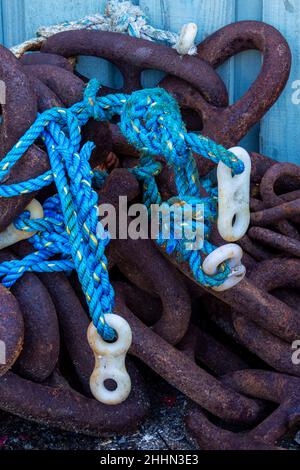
[0,79,244,339]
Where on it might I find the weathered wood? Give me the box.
[1,0,102,46]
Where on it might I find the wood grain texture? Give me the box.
[139,0,235,92]
[75,0,125,89]
[0,0,298,164]
[261,0,299,164]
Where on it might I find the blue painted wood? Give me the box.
[1,0,26,46]
[139,0,235,92]
[0,1,4,45]
[261,0,300,164]
[74,0,124,89]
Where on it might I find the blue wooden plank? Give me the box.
[139,0,235,92]
[1,0,120,89]
[234,0,262,152]
[261,0,300,164]
[1,0,26,47]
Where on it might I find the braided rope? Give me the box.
[0,80,244,339]
[11,0,197,58]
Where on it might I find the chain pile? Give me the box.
[0,18,299,450]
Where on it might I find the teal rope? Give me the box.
[0,80,244,339]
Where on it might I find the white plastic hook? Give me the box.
[175,23,198,55]
[202,243,246,291]
[217,146,251,242]
[0,199,44,250]
[87,314,132,405]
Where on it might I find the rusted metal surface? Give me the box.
[26,75,63,112]
[0,145,50,232]
[248,227,300,257]
[186,370,300,450]
[157,241,300,343]
[110,282,161,327]
[0,285,24,377]
[0,63,59,228]
[200,294,251,346]
[23,63,85,106]
[0,45,51,231]
[249,151,276,183]
[249,257,300,292]
[111,237,192,345]
[0,249,59,382]
[0,247,149,435]
[186,407,277,450]
[210,258,300,375]
[178,325,249,376]
[39,271,94,396]
[0,24,299,448]
[114,282,262,424]
[260,162,300,209]
[37,27,288,187]
[233,315,300,377]
[238,234,273,261]
[23,63,114,170]
[41,30,228,105]
[200,290,300,379]
[251,198,300,227]
[0,50,114,231]
[0,45,37,155]
[20,52,73,72]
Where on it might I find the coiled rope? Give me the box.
[0,80,244,340]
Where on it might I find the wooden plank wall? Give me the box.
[0,0,299,164]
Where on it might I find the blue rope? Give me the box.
[0,79,244,339]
